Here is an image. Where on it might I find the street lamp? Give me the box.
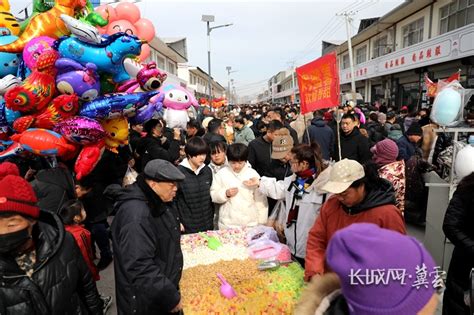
[202,15,233,107]
[226,66,238,104]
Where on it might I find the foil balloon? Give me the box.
[0,0,20,36]
[79,90,159,120]
[55,32,143,83]
[0,0,86,53]
[130,93,164,124]
[0,100,10,140]
[101,116,129,153]
[0,142,24,161]
[4,50,58,113]
[95,2,154,61]
[56,58,100,101]
[10,128,76,158]
[0,30,20,77]
[22,36,55,70]
[55,116,106,145]
[75,140,105,180]
[0,74,21,94]
[431,86,463,126]
[60,14,103,44]
[118,62,167,93]
[455,145,474,179]
[12,94,80,133]
[160,84,199,129]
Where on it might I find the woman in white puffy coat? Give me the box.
[259,143,328,267]
[211,143,268,229]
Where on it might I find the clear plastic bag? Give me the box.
[266,200,287,240]
[246,225,279,247]
[122,165,138,187]
[248,239,282,260]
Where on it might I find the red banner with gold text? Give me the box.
[296,52,340,114]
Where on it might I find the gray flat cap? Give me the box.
[144,159,185,182]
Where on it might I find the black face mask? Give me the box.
[0,227,31,255]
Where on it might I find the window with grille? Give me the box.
[373,36,388,58]
[402,17,424,48]
[439,0,474,35]
[356,45,367,64]
[342,54,350,69]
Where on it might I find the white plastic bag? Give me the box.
[122,165,138,187]
[246,225,279,247]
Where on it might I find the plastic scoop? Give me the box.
[199,232,222,250]
[216,273,237,299]
[257,260,293,271]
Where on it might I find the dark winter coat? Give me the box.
[332,127,371,163]
[302,118,335,160]
[31,167,76,214]
[129,129,143,153]
[176,162,214,233]
[248,136,272,177]
[203,132,227,145]
[138,135,181,168]
[396,135,418,161]
[108,175,183,315]
[443,190,474,315]
[285,122,299,145]
[268,159,292,181]
[366,121,387,148]
[0,211,102,315]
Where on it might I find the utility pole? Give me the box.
[288,60,297,104]
[226,66,237,104]
[201,15,233,108]
[338,11,357,102]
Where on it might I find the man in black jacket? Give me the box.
[267,107,299,145]
[109,159,185,315]
[248,120,284,177]
[0,175,102,314]
[203,118,227,144]
[332,113,371,163]
[302,110,335,160]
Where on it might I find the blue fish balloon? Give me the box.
[79,90,159,120]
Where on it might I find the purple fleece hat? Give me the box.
[326,223,437,315]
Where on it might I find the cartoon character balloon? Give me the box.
[0,0,20,36]
[12,94,80,132]
[101,116,129,153]
[95,2,155,61]
[0,0,86,53]
[56,58,100,101]
[55,33,143,83]
[118,62,167,93]
[4,49,58,113]
[22,36,55,70]
[160,84,199,129]
[0,29,20,77]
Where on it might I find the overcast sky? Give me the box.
[11,0,404,97]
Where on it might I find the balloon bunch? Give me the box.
[0,0,168,180]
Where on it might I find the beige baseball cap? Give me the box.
[271,128,294,160]
[321,159,365,194]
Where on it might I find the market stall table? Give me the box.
[180,227,305,314]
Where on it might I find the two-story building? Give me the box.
[177,65,226,101]
[148,37,188,87]
[267,70,300,104]
[332,0,474,110]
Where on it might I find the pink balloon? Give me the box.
[134,18,155,42]
[138,44,150,62]
[23,36,55,69]
[115,2,141,23]
[106,20,137,36]
[95,4,117,23]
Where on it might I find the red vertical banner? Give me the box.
[296,52,340,114]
